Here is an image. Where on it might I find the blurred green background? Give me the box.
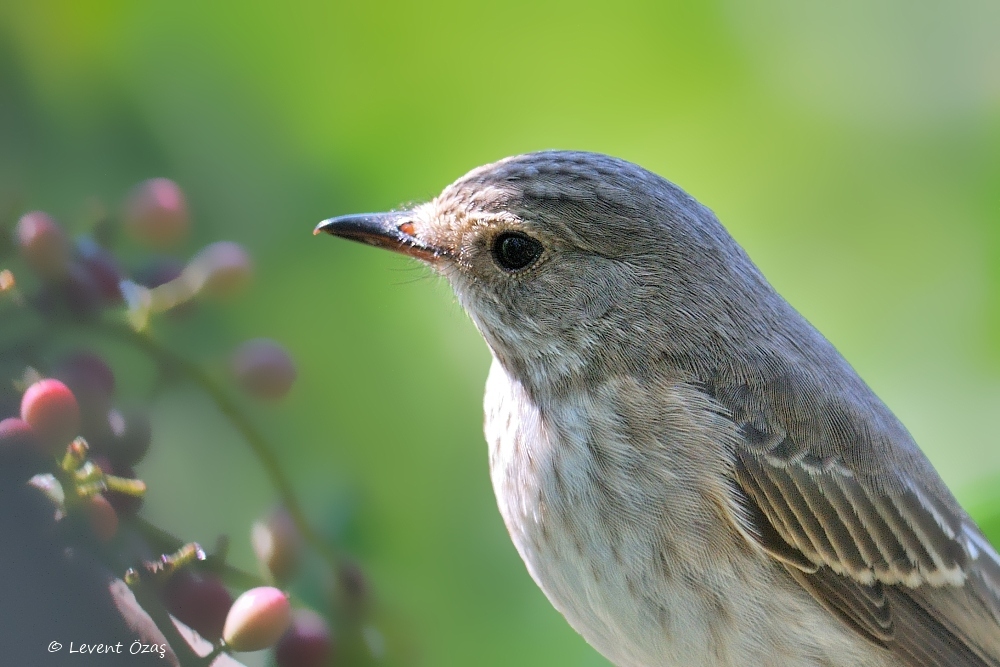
[2,1,999,666]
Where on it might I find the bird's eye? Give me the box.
[491,232,543,272]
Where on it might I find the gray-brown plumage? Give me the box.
[316,151,1000,667]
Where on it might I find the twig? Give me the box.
[133,517,267,591]
[92,320,342,572]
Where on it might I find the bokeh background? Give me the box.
[2,1,999,666]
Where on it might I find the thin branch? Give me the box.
[133,517,267,591]
[93,320,342,571]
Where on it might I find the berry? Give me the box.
[231,339,297,401]
[251,506,303,584]
[85,493,119,542]
[275,609,334,667]
[104,406,152,466]
[0,268,14,292]
[123,178,190,248]
[20,379,81,454]
[0,417,44,468]
[0,417,38,450]
[163,570,234,642]
[188,241,252,298]
[53,350,116,440]
[222,586,291,652]
[15,211,71,279]
[75,237,124,303]
[54,350,115,399]
[62,262,105,318]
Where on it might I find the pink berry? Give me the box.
[0,417,37,445]
[0,417,43,463]
[251,506,303,584]
[15,211,71,279]
[163,571,234,642]
[231,339,297,401]
[223,586,291,652]
[123,178,190,248]
[20,379,81,453]
[275,609,334,667]
[85,493,119,542]
[189,241,252,298]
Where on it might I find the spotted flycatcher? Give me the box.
[316,151,1000,667]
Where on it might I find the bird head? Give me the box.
[316,151,778,394]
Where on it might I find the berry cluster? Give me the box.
[1,179,374,667]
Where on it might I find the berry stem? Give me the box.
[196,644,225,667]
[134,517,266,591]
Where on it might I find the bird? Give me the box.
[315,150,1000,667]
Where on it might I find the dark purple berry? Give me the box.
[275,609,334,667]
[163,570,233,642]
[231,339,297,401]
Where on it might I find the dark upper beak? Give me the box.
[313,212,445,263]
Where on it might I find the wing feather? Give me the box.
[699,370,1000,667]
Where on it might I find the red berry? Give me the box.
[15,211,71,279]
[231,339,297,401]
[275,609,334,667]
[20,379,81,454]
[163,571,234,642]
[223,586,291,652]
[123,178,190,248]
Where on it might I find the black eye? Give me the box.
[491,232,543,272]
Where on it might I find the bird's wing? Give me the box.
[703,371,1000,667]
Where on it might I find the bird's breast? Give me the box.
[482,359,893,667]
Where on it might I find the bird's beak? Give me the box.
[314,212,445,263]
